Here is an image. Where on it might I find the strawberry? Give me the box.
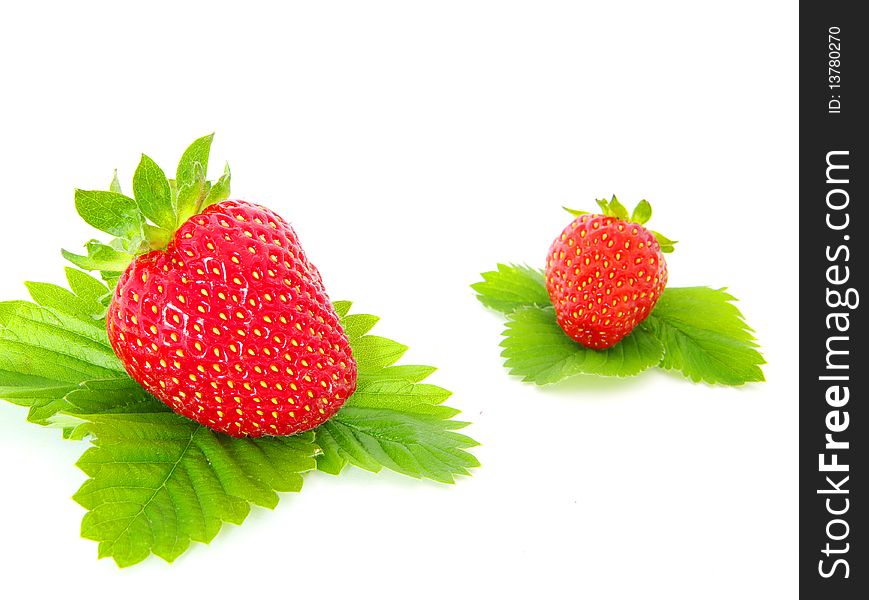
[544,196,674,350]
[106,199,357,438]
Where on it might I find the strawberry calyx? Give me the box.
[562,195,677,253]
[62,134,231,289]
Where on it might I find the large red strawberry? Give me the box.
[106,199,356,437]
[545,196,674,349]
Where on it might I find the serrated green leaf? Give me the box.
[316,408,478,483]
[2,295,110,348]
[342,313,380,341]
[176,134,213,187]
[314,440,347,475]
[643,287,765,385]
[0,299,124,370]
[133,154,175,229]
[74,414,317,567]
[350,335,408,370]
[563,206,589,217]
[314,312,477,482]
[32,376,151,428]
[64,268,111,307]
[0,371,133,432]
[500,305,664,383]
[109,170,122,194]
[357,364,437,383]
[74,190,144,240]
[475,263,763,386]
[347,380,457,418]
[631,199,652,225]
[1,272,477,566]
[202,162,231,209]
[315,418,379,473]
[333,300,352,318]
[472,263,550,314]
[25,281,104,321]
[0,300,123,389]
[0,371,79,425]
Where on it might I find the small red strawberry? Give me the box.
[545,196,674,350]
[106,199,356,437]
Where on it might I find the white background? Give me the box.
[0,1,797,598]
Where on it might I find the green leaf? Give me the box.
[0,276,319,568]
[643,287,765,385]
[74,190,144,240]
[0,272,478,567]
[62,241,134,273]
[631,199,652,225]
[1,276,477,565]
[168,178,179,204]
[132,154,175,230]
[472,263,550,314]
[109,170,122,194]
[593,196,629,219]
[316,408,478,483]
[25,281,103,320]
[10,367,318,567]
[144,224,173,249]
[314,439,347,475]
[0,371,79,425]
[350,335,408,371]
[74,414,317,567]
[475,262,763,386]
[651,230,677,253]
[358,364,437,383]
[51,378,156,429]
[68,296,478,564]
[176,133,213,187]
[102,272,122,291]
[202,162,231,209]
[563,206,589,217]
[333,300,352,318]
[608,195,629,219]
[500,305,664,383]
[0,299,121,369]
[314,310,478,482]
[109,237,129,252]
[347,379,458,418]
[64,268,111,307]
[25,376,150,428]
[175,162,206,226]
[341,313,380,340]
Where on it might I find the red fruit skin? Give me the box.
[106,200,357,438]
[545,214,668,350]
